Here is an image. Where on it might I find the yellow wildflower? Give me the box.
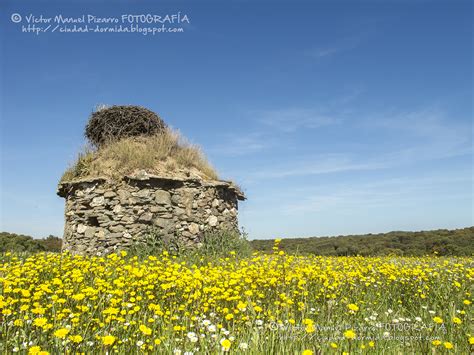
[53,328,70,339]
[102,335,116,346]
[221,338,231,350]
[70,335,83,343]
[443,342,453,349]
[344,329,356,340]
[139,324,152,336]
[347,303,359,312]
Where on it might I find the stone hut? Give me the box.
[57,105,245,254]
[57,171,245,254]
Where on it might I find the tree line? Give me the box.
[1,227,473,256]
[0,232,62,253]
[250,227,474,256]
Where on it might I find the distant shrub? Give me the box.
[85,105,166,147]
[0,232,62,253]
[40,235,63,252]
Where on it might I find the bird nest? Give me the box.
[85,105,166,147]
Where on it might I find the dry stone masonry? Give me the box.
[57,171,245,254]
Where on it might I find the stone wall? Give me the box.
[57,173,245,254]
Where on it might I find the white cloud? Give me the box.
[367,107,472,160]
[257,108,341,132]
[208,132,272,157]
[282,173,471,214]
[249,153,384,180]
[310,36,361,59]
[244,106,472,180]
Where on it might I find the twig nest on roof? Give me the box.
[85,105,166,147]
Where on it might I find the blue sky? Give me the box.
[1,0,472,239]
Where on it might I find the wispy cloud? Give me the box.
[208,132,273,157]
[249,153,384,180]
[283,173,471,214]
[367,107,472,159]
[210,104,346,157]
[310,36,362,59]
[244,106,472,181]
[253,89,364,133]
[257,108,342,132]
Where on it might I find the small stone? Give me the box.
[84,227,96,239]
[121,216,135,224]
[155,190,171,205]
[117,189,131,200]
[212,199,220,208]
[77,224,87,233]
[135,189,151,198]
[153,218,173,230]
[150,205,167,213]
[104,191,116,198]
[208,215,218,227]
[139,212,153,222]
[90,196,104,207]
[118,190,131,205]
[188,223,200,235]
[113,205,122,214]
[171,194,181,205]
[108,233,122,242]
[128,197,141,205]
[175,207,186,216]
[158,213,173,219]
[109,225,125,232]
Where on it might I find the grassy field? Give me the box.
[1,240,473,354]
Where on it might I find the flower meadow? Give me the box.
[1,240,473,354]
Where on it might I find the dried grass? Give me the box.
[60,129,218,182]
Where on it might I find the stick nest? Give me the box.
[85,105,166,147]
